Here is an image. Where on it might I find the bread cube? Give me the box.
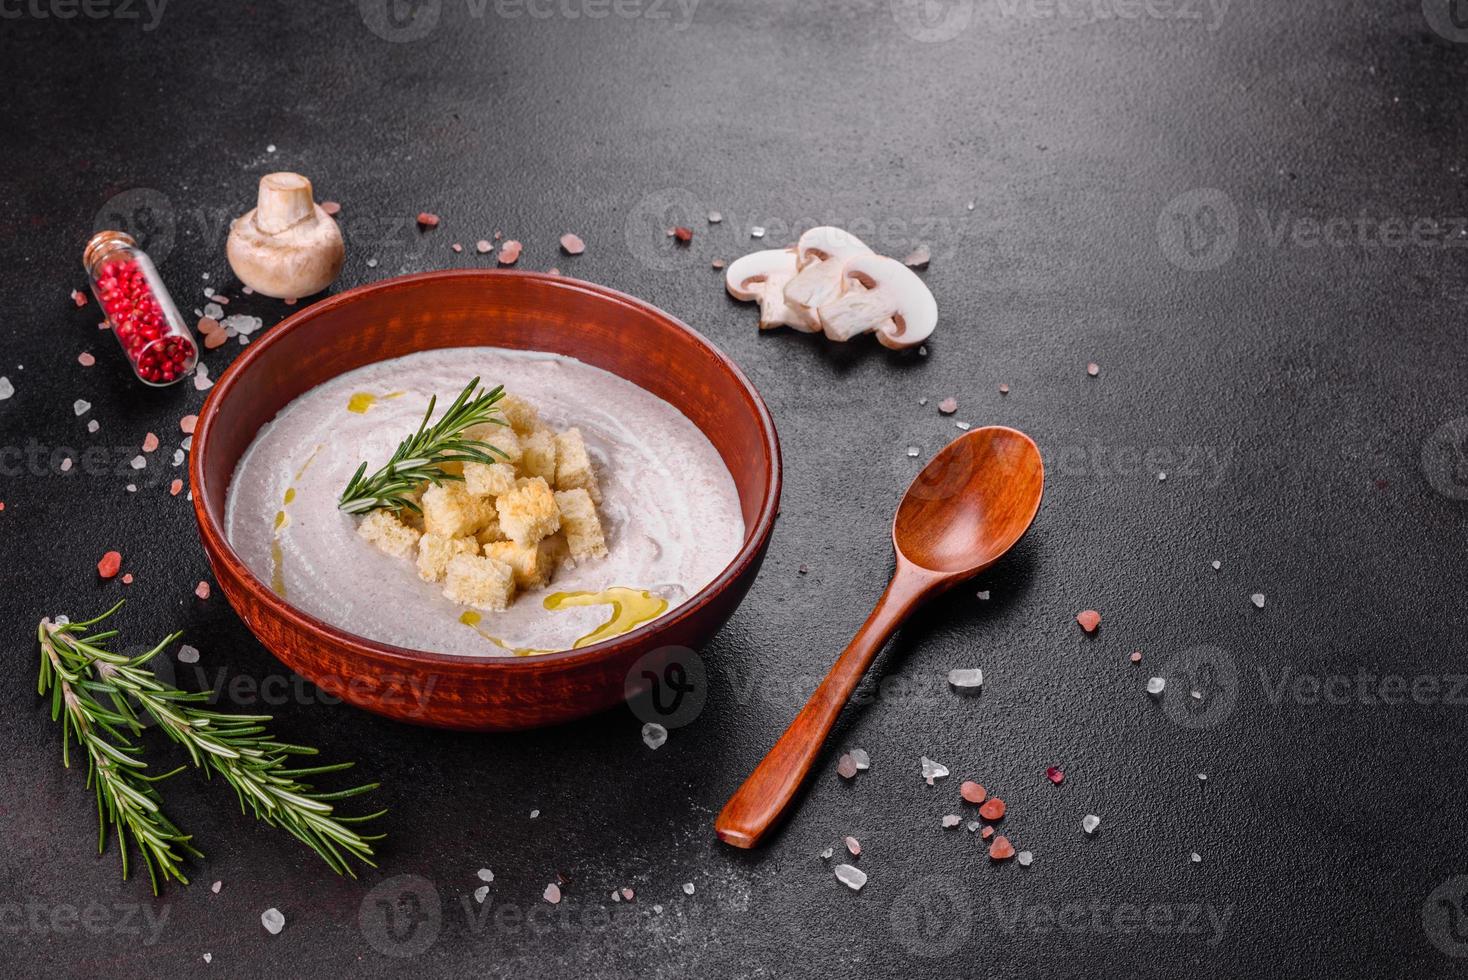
[466,422,521,465]
[475,513,505,545]
[553,488,607,561]
[519,428,558,482]
[498,395,539,435]
[442,554,516,611]
[553,428,600,502]
[357,509,421,559]
[495,477,561,547]
[484,537,564,591]
[464,461,517,498]
[416,532,479,583]
[421,480,496,538]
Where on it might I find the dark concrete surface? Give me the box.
[2,1,1467,976]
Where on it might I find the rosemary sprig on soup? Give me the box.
[338,376,507,516]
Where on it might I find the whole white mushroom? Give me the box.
[226,172,344,299]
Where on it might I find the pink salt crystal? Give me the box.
[621,887,634,902]
[476,240,492,254]
[71,289,88,308]
[417,212,440,228]
[1076,609,1101,633]
[960,781,987,804]
[214,295,230,305]
[205,331,228,349]
[1129,651,1142,663]
[451,243,463,253]
[938,397,958,415]
[1087,362,1099,377]
[672,227,693,243]
[198,316,221,334]
[243,286,255,295]
[559,233,585,255]
[180,415,198,434]
[77,352,95,367]
[543,883,561,904]
[837,754,858,779]
[142,432,159,453]
[320,201,341,216]
[1046,766,1064,785]
[497,240,522,265]
[284,298,297,305]
[122,573,134,585]
[903,245,931,268]
[711,259,726,269]
[195,581,211,600]
[999,383,1010,394]
[170,479,183,496]
[844,836,860,856]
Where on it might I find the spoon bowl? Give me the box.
[715,426,1043,848]
[895,427,1045,575]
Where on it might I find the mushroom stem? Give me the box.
[254,173,317,235]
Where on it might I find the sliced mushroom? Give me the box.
[816,254,937,349]
[782,226,872,311]
[724,248,818,332]
[226,172,345,299]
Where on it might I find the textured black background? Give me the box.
[3,1,1468,976]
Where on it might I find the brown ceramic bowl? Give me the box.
[190,270,780,731]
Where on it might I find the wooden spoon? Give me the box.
[715,426,1044,849]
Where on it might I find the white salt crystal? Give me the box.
[707,211,722,223]
[1211,560,1221,570]
[172,448,185,466]
[1017,850,1033,867]
[947,668,983,689]
[652,904,663,914]
[833,864,867,891]
[750,226,766,238]
[976,590,990,600]
[474,885,489,904]
[848,747,870,771]
[920,756,950,785]
[477,868,494,882]
[60,458,72,472]
[682,882,695,895]
[73,399,91,416]
[1082,814,1101,835]
[1158,472,1167,482]
[211,881,221,893]
[941,814,961,828]
[1146,677,1165,696]
[642,722,668,749]
[611,890,620,902]
[260,908,285,935]
[204,302,223,319]
[543,883,561,904]
[1197,773,1208,782]
[1190,852,1202,863]
[955,421,971,430]
[820,847,834,859]
[1251,593,1266,608]
[177,644,200,664]
[203,953,212,963]
[367,258,378,268]
[181,436,193,451]
[126,484,137,493]
[87,420,99,433]
[0,377,12,400]
[966,201,976,211]
[266,144,276,153]
[529,809,539,819]
[130,454,146,470]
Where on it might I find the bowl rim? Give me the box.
[190,269,782,674]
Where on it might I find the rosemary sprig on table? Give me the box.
[38,603,384,893]
[338,377,507,515]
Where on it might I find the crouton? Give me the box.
[498,395,539,435]
[519,428,557,482]
[553,427,600,502]
[442,554,516,611]
[484,537,564,591]
[495,476,561,547]
[416,533,479,583]
[475,513,505,545]
[357,509,422,558]
[421,480,496,538]
[553,487,607,561]
[464,461,517,498]
[466,422,521,464]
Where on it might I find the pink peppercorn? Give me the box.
[83,231,198,387]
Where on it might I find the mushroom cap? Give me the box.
[725,248,798,301]
[794,226,871,269]
[816,253,937,349]
[226,202,344,299]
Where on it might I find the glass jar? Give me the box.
[83,230,198,386]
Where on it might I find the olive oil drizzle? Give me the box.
[267,445,323,598]
[457,588,670,656]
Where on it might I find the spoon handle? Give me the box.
[715,565,933,849]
